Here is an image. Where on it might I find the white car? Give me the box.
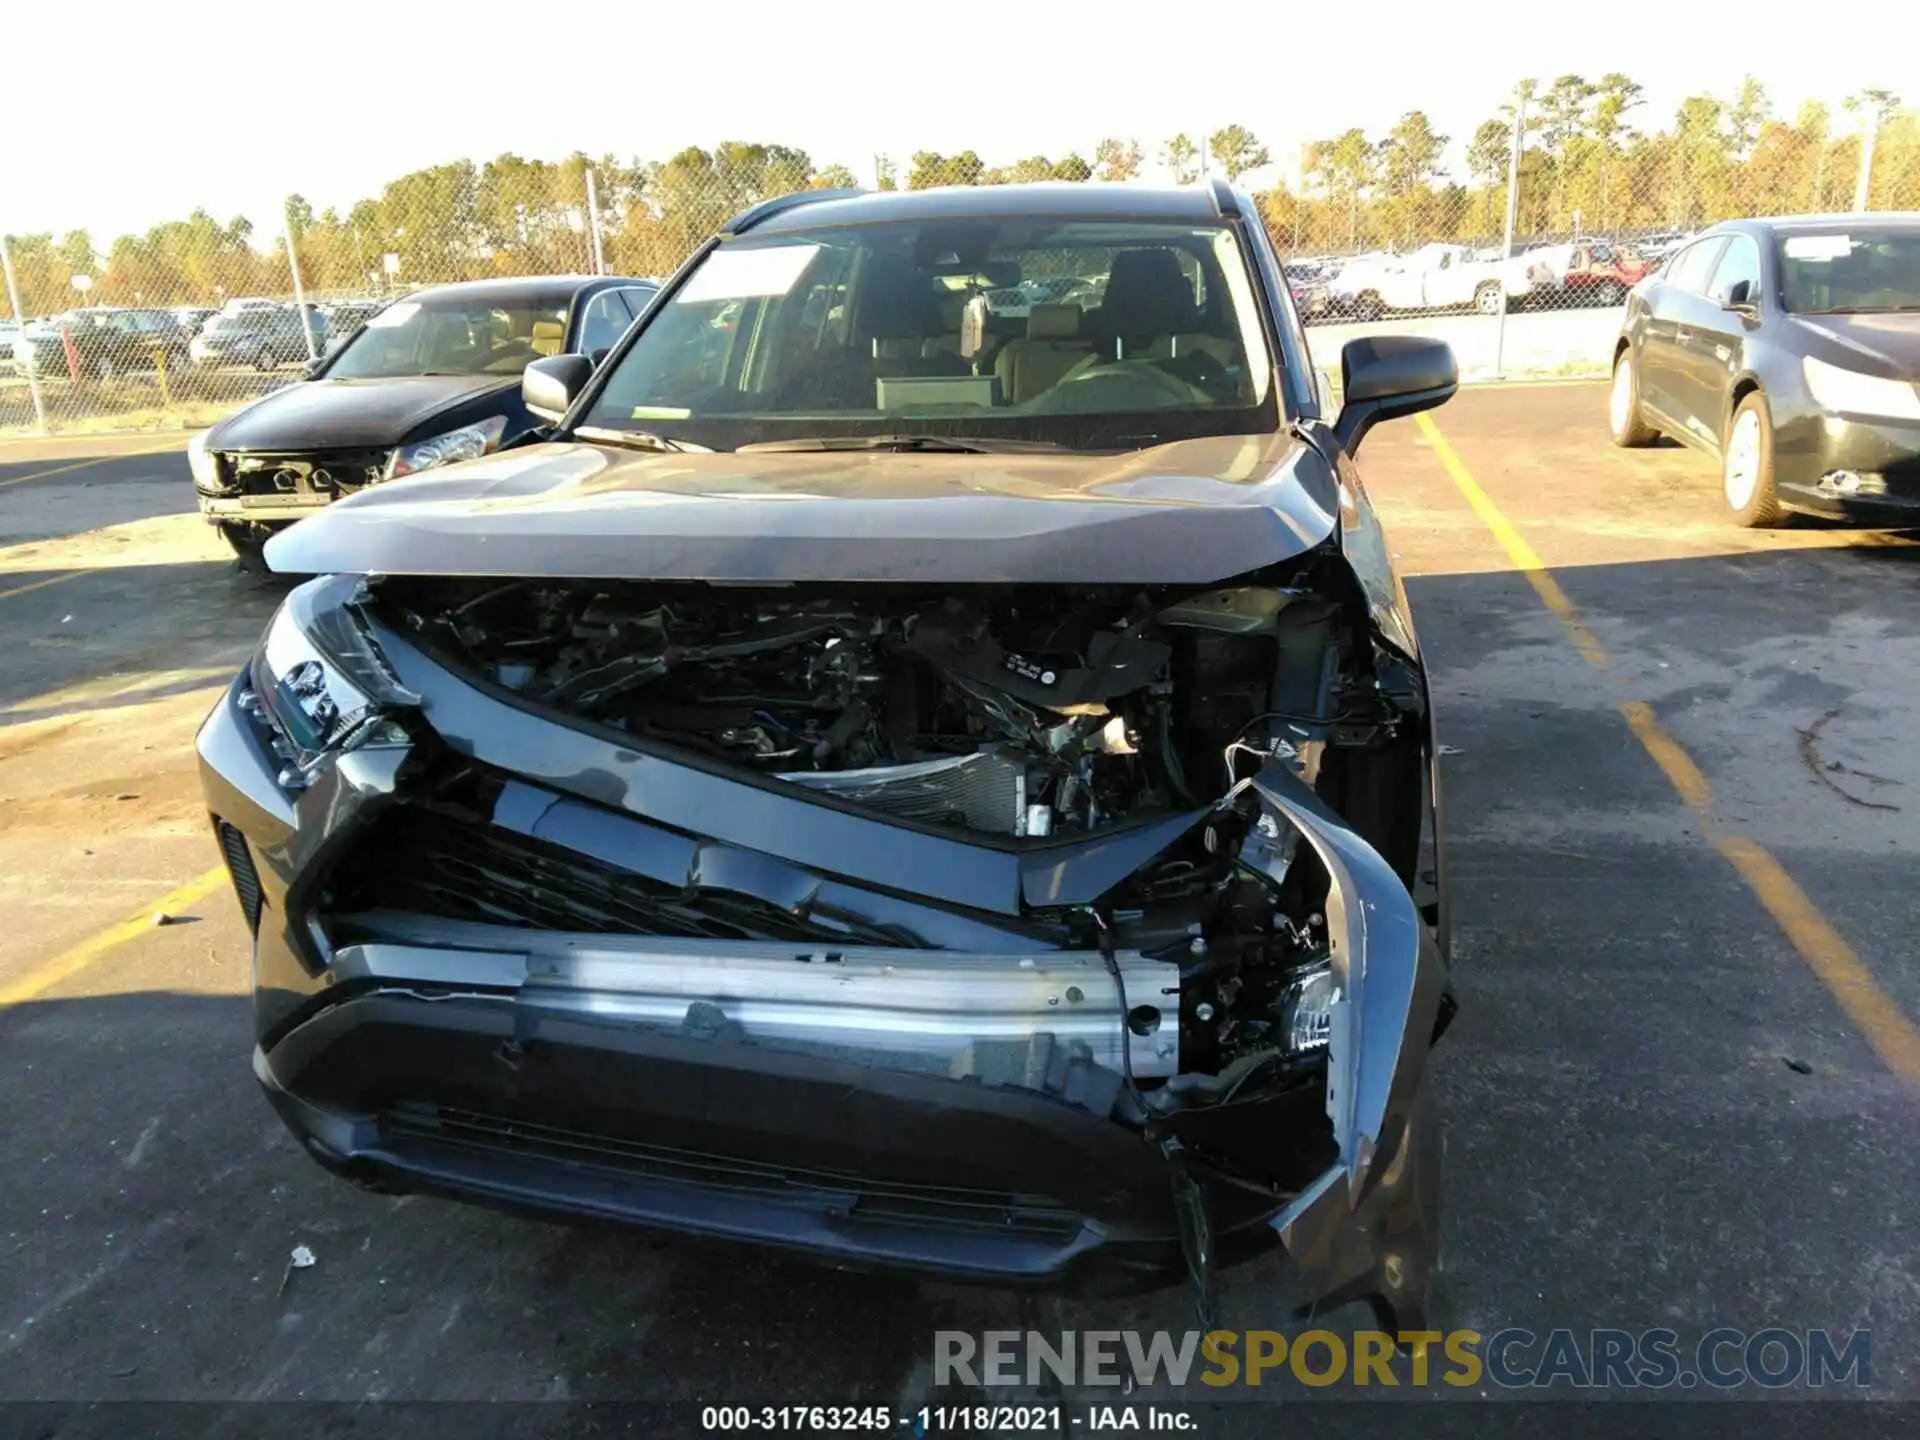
[1330,242,1541,320]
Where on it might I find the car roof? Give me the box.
[736,183,1238,236]
[397,275,656,308]
[1713,212,1920,235]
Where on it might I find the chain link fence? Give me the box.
[3,82,1914,434]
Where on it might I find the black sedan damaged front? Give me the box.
[199,549,1451,1329]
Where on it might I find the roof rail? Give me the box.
[1204,176,1240,220]
[722,188,867,235]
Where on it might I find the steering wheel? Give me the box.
[1058,359,1207,406]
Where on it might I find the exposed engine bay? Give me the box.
[375,569,1422,843]
[350,567,1435,1114]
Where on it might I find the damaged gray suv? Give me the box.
[199,181,1459,1330]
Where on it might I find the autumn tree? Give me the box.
[1093,138,1142,182]
[1207,124,1270,180]
[1162,133,1200,185]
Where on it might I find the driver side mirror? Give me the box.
[1722,278,1759,314]
[1334,335,1458,454]
[301,356,325,379]
[523,352,595,422]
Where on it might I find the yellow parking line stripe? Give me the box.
[0,441,182,491]
[0,570,92,603]
[0,868,227,1008]
[1415,412,1920,1087]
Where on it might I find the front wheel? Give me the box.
[1474,283,1504,316]
[1352,291,1384,322]
[1597,279,1627,307]
[1608,350,1658,447]
[217,522,270,570]
[1723,393,1784,527]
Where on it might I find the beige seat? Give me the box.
[530,320,565,357]
[995,303,1098,404]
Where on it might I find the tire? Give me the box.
[1608,349,1658,448]
[253,345,274,372]
[1597,279,1627,307]
[1723,392,1784,527]
[218,522,270,570]
[1474,283,1504,316]
[1353,291,1384,323]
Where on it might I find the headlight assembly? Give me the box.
[385,415,508,479]
[243,576,416,787]
[1802,356,1920,421]
[187,429,221,490]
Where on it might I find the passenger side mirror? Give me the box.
[1722,279,1758,314]
[1333,335,1458,454]
[523,352,595,422]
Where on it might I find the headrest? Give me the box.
[1099,249,1197,339]
[531,320,565,339]
[1027,303,1081,340]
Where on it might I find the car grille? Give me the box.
[215,819,263,934]
[382,1102,1082,1240]
[216,448,390,500]
[325,807,908,947]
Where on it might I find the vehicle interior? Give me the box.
[326,299,573,378]
[590,220,1270,431]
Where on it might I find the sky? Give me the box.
[6,0,1917,244]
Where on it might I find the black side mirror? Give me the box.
[1722,278,1758,313]
[1334,335,1458,454]
[523,352,595,422]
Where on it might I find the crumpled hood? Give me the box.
[1786,312,1920,375]
[263,431,1340,584]
[210,375,517,452]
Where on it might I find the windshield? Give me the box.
[577,218,1277,452]
[325,295,570,379]
[1777,228,1920,314]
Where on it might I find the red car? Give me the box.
[1561,241,1654,306]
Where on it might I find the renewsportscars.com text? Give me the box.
[935,1327,1871,1391]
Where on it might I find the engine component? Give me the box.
[778,751,1025,833]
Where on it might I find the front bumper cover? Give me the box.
[199,613,1447,1325]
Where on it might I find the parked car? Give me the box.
[0,318,17,363]
[172,305,218,336]
[199,183,1459,1330]
[1329,241,1539,319]
[1553,241,1654,307]
[12,306,190,379]
[190,274,658,561]
[1609,213,1920,526]
[190,307,320,370]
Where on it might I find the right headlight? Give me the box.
[1802,356,1920,421]
[243,576,415,787]
[187,429,219,489]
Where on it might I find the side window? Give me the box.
[1665,238,1728,294]
[576,291,635,356]
[1706,236,1761,305]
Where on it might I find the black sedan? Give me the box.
[198,183,1457,1329]
[1609,214,1920,525]
[190,275,658,561]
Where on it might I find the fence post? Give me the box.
[584,168,607,275]
[0,233,49,434]
[1853,114,1879,211]
[283,203,318,362]
[1494,86,1528,381]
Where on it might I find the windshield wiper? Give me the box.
[572,425,708,453]
[737,434,1075,454]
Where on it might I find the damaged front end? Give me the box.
[200,553,1450,1328]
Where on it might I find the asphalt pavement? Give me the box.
[1,387,1916,1435]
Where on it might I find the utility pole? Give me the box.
[1495,82,1530,380]
[283,202,317,362]
[1853,112,1880,211]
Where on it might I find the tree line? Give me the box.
[3,82,1911,316]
